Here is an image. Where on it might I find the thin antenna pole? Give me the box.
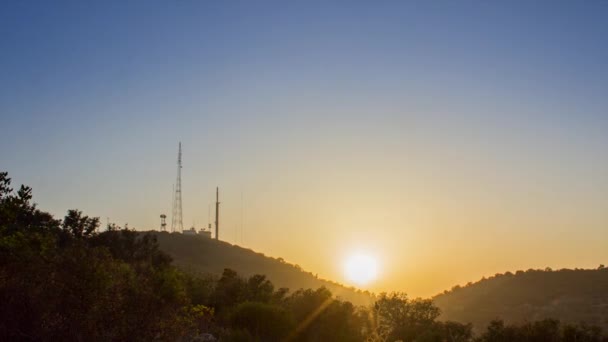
[240,190,244,245]
[215,187,220,240]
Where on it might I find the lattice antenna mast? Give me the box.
[171,142,184,232]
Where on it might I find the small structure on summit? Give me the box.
[182,224,212,238]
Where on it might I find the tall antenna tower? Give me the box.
[171,142,184,232]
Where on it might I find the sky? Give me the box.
[1,1,607,297]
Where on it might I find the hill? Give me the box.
[433,267,608,332]
[147,231,374,306]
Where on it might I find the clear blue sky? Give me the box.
[1,1,607,295]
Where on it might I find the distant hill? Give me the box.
[433,267,608,332]
[147,231,374,306]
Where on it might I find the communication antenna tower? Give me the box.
[171,142,184,232]
[160,214,167,231]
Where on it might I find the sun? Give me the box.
[344,253,379,286]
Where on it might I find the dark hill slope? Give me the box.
[434,268,608,331]
[148,231,373,306]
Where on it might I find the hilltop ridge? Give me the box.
[147,231,374,306]
[144,231,608,331]
[433,267,608,332]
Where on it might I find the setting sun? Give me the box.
[344,254,379,286]
[3,1,608,340]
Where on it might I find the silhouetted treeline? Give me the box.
[1,171,607,341]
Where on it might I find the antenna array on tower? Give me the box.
[160,214,167,231]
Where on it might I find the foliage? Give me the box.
[62,209,99,239]
[372,292,470,342]
[286,287,365,342]
[0,171,607,341]
[0,172,202,340]
[476,319,607,342]
[230,302,294,341]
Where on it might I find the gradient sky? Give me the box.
[1,1,607,297]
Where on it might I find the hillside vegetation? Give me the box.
[149,231,374,306]
[2,171,608,341]
[434,268,608,332]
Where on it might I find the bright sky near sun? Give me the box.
[1,1,608,297]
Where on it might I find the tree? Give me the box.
[213,268,247,312]
[373,292,441,342]
[286,287,364,342]
[0,172,60,235]
[441,321,473,342]
[230,302,293,341]
[62,209,99,238]
[245,274,275,303]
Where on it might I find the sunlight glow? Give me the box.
[344,253,379,286]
